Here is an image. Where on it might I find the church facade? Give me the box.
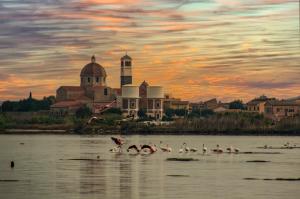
[51,55,118,115]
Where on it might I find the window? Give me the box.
[277,108,280,112]
[96,77,99,83]
[156,102,160,108]
[125,61,131,66]
[121,61,124,67]
[104,88,108,96]
[87,77,90,83]
[123,99,128,109]
[131,102,135,109]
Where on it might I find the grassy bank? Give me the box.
[1,112,300,135]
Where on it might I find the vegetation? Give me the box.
[229,100,245,110]
[1,96,55,112]
[75,106,92,118]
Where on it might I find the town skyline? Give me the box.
[0,0,299,102]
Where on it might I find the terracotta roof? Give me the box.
[265,100,300,106]
[205,98,217,104]
[171,101,189,105]
[51,100,83,108]
[58,86,84,92]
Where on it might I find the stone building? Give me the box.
[51,55,118,115]
[264,100,300,121]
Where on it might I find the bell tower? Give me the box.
[120,53,132,87]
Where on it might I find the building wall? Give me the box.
[56,87,85,102]
[93,87,116,102]
[265,105,300,120]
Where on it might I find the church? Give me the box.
[51,54,132,115]
[51,53,164,119]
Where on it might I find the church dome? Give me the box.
[80,55,107,77]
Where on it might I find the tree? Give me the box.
[1,95,56,112]
[174,109,187,117]
[229,100,245,110]
[138,109,147,118]
[165,108,175,118]
[104,108,122,115]
[76,106,92,118]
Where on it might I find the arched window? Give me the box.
[87,77,90,83]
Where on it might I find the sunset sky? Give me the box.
[0,0,299,102]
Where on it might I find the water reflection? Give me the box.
[0,135,300,199]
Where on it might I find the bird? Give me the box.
[212,144,223,153]
[190,148,198,152]
[159,141,172,152]
[127,145,141,153]
[183,143,190,152]
[10,161,14,168]
[141,144,157,153]
[226,146,233,153]
[202,144,208,154]
[234,148,240,153]
[109,146,121,153]
[111,137,125,146]
[87,116,98,124]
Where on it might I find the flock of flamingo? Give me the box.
[109,137,240,154]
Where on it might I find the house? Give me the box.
[264,100,300,121]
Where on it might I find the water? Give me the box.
[0,134,299,199]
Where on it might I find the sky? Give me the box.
[0,0,299,102]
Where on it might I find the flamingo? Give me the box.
[87,116,98,124]
[109,146,121,153]
[202,144,208,154]
[183,143,190,152]
[212,144,223,153]
[127,145,140,153]
[141,144,157,154]
[234,148,240,153]
[226,146,233,153]
[111,137,125,146]
[160,146,172,152]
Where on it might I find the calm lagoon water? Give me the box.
[0,134,300,199]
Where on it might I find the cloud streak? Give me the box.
[0,0,299,101]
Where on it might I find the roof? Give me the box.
[265,100,300,106]
[58,86,84,92]
[140,80,149,87]
[51,100,83,108]
[171,101,189,105]
[121,54,132,60]
[247,100,263,106]
[80,56,107,77]
[247,96,276,105]
[205,98,217,104]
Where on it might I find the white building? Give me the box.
[146,86,164,119]
[119,85,139,118]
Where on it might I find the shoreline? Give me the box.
[1,129,299,136]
